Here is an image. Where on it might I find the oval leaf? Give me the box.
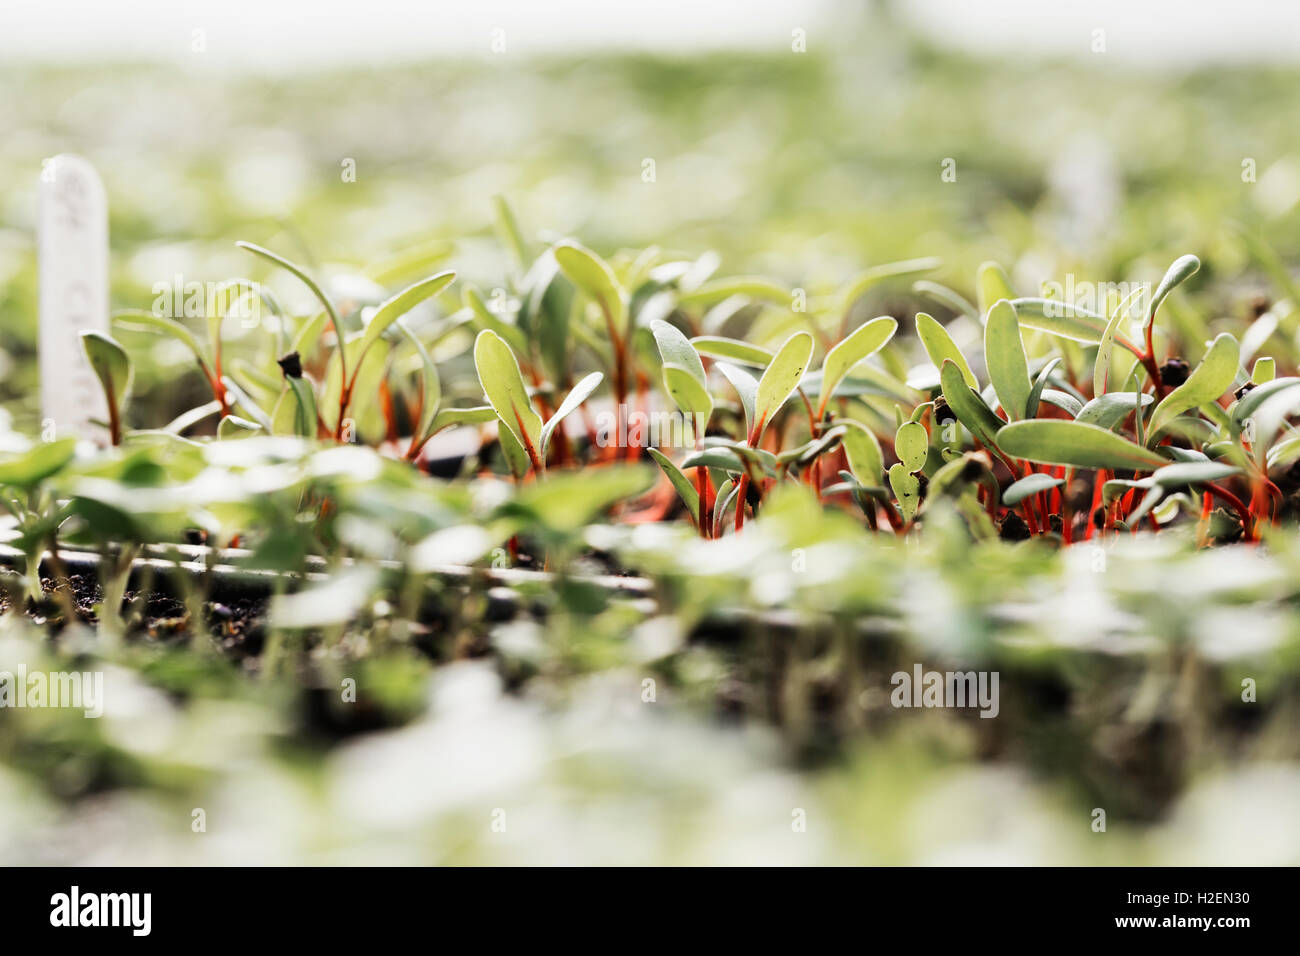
[997,419,1167,471]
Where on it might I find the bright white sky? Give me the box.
[0,0,1296,69]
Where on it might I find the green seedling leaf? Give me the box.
[752,331,814,442]
[984,299,1031,419]
[360,271,456,360]
[817,316,897,417]
[1025,357,1062,418]
[976,262,1015,317]
[1150,461,1240,488]
[939,360,1003,450]
[1010,298,1142,355]
[777,426,846,468]
[662,363,713,421]
[113,309,212,377]
[496,419,532,479]
[554,241,627,337]
[691,335,773,368]
[399,324,442,445]
[913,280,977,320]
[1144,254,1200,332]
[837,258,941,315]
[1231,375,1300,428]
[428,405,497,432]
[0,438,77,489]
[888,463,920,522]
[712,479,739,538]
[917,312,977,389]
[894,421,928,473]
[474,329,544,469]
[996,419,1167,470]
[839,420,884,487]
[1002,473,1063,507]
[1252,357,1275,384]
[1038,389,1083,418]
[541,371,603,457]
[715,362,758,435]
[1094,284,1146,396]
[506,466,655,533]
[650,319,707,386]
[678,276,791,309]
[1147,333,1239,444]
[464,284,528,355]
[493,194,528,269]
[81,331,133,440]
[647,448,699,525]
[1076,392,1154,430]
[217,415,261,439]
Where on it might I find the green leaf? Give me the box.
[917,312,977,389]
[81,330,133,415]
[837,258,941,315]
[399,324,442,444]
[691,335,773,368]
[752,331,814,442]
[976,262,1015,317]
[217,415,262,439]
[894,421,928,473]
[1144,254,1200,332]
[1094,285,1145,396]
[888,463,920,522]
[286,376,319,438]
[647,448,700,524]
[1002,473,1063,507]
[996,419,1167,470]
[359,271,456,360]
[113,309,212,376]
[496,420,532,479]
[678,276,791,309]
[662,363,713,420]
[1025,357,1062,419]
[0,438,77,489]
[939,360,1003,450]
[817,316,897,416]
[839,421,884,487]
[541,371,603,457]
[554,241,627,337]
[984,299,1031,420]
[464,284,528,355]
[1252,357,1276,384]
[650,319,707,386]
[506,466,656,533]
[428,405,497,433]
[1010,298,1142,355]
[1075,392,1154,430]
[1147,333,1239,444]
[474,329,543,468]
[715,362,758,435]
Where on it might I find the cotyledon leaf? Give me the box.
[751,331,814,442]
[984,299,1032,420]
[715,362,758,435]
[894,421,928,473]
[662,363,714,420]
[1025,357,1062,419]
[976,261,1015,318]
[917,312,977,389]
[997,419,1167,470]
[473,329,543,465]
[647,447,700,525]
[1075,392,1154,431]
[1144,254,1200,332]
[691,335,773,368]
[359,271,456,358]
[888,463,920,522]
[1002,473,1064,507]
[839,420,884,487]
[1011,298,1142,356]
[1146,332,1239,444]
[650,319,707,386]
[554,241,627,337]
[540,371,603,458]
[939,360,1003,451]
[817,315,897,417]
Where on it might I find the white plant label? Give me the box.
[38,154,109,440]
